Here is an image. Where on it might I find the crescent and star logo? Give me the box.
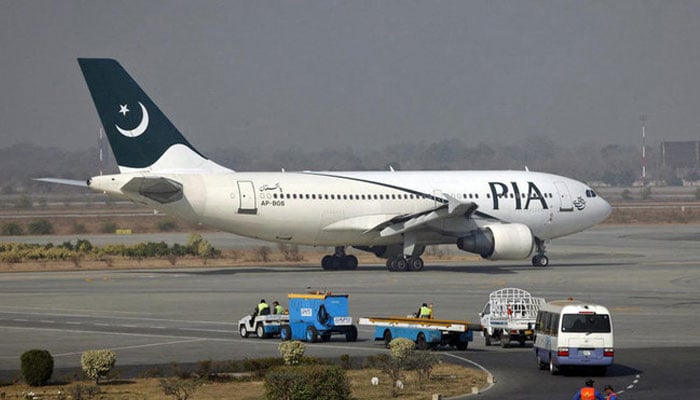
[115,102,150,138]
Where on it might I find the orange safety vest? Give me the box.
[580,387,596,400]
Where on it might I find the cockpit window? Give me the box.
[585,189,598,198]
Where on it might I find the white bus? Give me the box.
[533,300,614,375]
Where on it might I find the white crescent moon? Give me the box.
[115,102,149,138]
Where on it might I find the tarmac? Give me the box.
[1,224,699,399]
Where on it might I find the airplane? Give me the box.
[40,58,612,272]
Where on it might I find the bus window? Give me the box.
[562,314,611,333]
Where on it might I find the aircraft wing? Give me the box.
[321,193,478,236]
[378,194,478,237]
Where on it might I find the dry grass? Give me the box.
[0,363,487,399]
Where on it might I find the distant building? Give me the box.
[661,141,700,169]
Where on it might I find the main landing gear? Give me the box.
[531,237,549,267]
[386,256,424,272]
[321,246,358,270]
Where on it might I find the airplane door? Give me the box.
[236,181,257,214]
[554,181,574,212]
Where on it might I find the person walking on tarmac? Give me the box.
[272,301,285,315]
[417,303,432,319]
[571,379,605,400]
[253,299,270,318]
[603,384,617,400]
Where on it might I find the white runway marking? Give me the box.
[52,338,208,357]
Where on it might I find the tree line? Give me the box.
[1,137,675,194]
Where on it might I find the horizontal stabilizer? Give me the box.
[34,178,88,187]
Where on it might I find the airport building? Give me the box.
[661,141,700,185]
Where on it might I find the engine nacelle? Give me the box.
[456,223,534,260]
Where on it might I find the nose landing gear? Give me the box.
[531,238,549,267]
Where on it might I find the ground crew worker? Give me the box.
[272,301,285,315]
[571,379,605,400]
[418,303,432,319]
[603,385,617,400]
[254,299,270,317]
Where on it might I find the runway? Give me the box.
[1,224,699,398]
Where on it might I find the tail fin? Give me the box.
[78,58,227,173]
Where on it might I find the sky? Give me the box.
[2,1,700,154]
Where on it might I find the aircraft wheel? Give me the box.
[321,255,333,270]
[387,258,399,272]
[409,257,424,271]
[395,257,408,271]
[239,325,249,338]
[344,255,358,270]
[532,255,549,267]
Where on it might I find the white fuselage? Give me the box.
[91,169,611,248]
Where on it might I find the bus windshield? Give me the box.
[561,313,611,333]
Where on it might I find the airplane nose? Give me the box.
[599,198,613,221]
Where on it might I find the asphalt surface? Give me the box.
[1,224,700,399]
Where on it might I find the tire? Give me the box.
[456,341,468,350]
[383,329,393,348]
[256,323,266,339]
[345,255,358,270]
[409,257,424,271]
[386,259,394,271]
[345,325,358,342]
[395,258,408,271]
[305,326,319,343]
[532,255,549,267]
[549,357,558,375]
[239,325,249,338]
[321,255,332,270]
[280,325,291,341]
[416,332,428,350]
[389,258,399,272]
[484,330,492,346]
[536,353,547,370]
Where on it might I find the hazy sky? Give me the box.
[2,1,700,154]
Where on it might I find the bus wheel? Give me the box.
[536,354,547,370]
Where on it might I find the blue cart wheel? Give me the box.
[280,325,291,341]
[305,326,319,343]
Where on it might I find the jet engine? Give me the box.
[456,223,534,260]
